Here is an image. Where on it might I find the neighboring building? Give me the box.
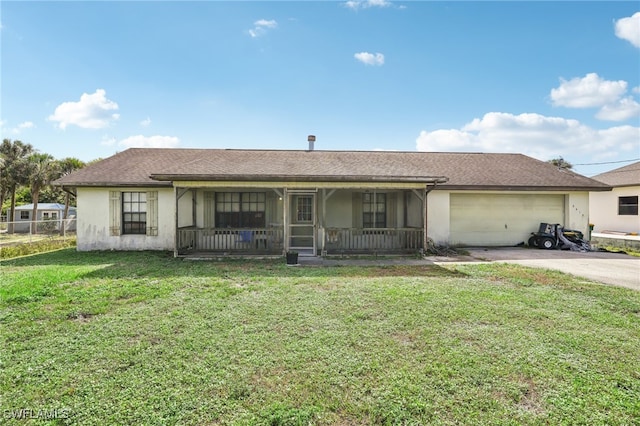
[12,203,77,233]
[590,161,640,235]
[54,147,610,256]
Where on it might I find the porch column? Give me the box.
[423,187,428,253]
[174,186,179,257]
[321,189,326,255]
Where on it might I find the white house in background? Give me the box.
[12,203,77,233]
[54,147,611,256]
[590,161,640,235]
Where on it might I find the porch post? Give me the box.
[283,188,289,254]
[423,186,428,253]
[321,188,326,255]
[174,186,179,258]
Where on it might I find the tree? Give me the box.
[0,154,6,217]
[57,157,85,223]
[27,152,59,234]
[0,139,34,233]
[548,157,573,170]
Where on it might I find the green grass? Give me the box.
[1,250,639,425]
[0,236,76,260]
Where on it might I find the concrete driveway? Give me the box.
[437,247,640,291]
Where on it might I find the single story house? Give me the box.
[54,147,610,256]
[589,161,639,235]
[12,203,77,233]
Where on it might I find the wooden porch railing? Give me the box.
[177,227,284,255]
[177,226,423,255]
[323,227,423,254]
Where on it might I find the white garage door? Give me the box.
[450,194,565,246]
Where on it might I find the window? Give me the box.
[43,212,50,219]
[215,192,265,228]
[20,211,30,220]
[122,192,147,234]
[109,191,158,236]
[619,196,638,216]
[363,192,386,228]
[51,212,58,220]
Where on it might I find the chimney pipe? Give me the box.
[307,135,316,151]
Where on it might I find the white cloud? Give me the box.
[416,112,640,161]
[140,117,151,127]
[615,12,640,48]
[48,89,119,130]
[595,97,640,121]
[248,19,277,38]
[1,120,36,135]
[18,121,34,129]
[354,52,385,66]
[550,73,627,108]
[119,135,180,149]
[344,0,392,10]
[633,86,640,95]
[550,73,640,122]
[101,135,117,146]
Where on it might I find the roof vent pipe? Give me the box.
[307,135,316,151]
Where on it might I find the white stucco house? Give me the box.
[589,161,640,235]
[12,203,77,233]
[54,147,610,256]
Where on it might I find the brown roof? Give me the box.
[591,161,640,188]
[55,148,611,191]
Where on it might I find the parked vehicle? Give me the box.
[528,223,591,251]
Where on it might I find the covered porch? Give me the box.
[173,181,443,257]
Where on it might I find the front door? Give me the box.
[288,193,316,256]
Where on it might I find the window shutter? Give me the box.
[109,191,121,236]
[146,191,158,236]
[204,191,214,227]
[352,192,362,228]
[387,192,397,228]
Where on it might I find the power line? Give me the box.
[574,158,640,166]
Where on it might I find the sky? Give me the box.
[1,1,639,177]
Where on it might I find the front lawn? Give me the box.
[1,250,639,425]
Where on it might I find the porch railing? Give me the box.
[177,226,423,255]
[177,227,284,255]
[323,227,423,254]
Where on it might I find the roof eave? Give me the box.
[55,181,173,188]
[436,185,613,192]
[150,174,450,184]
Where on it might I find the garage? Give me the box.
[450,193,565,246]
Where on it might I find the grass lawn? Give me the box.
[1,250,639,425]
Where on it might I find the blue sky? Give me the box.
[1,1,639,176]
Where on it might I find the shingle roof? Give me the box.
[591,161,640,188]
[15,203,71,210]
[54,148,611,191]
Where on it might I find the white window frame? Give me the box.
[109,191,158,236]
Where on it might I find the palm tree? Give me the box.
[27,152,59,234]
[0,139,34,233]
[0,154,6,219]
[57,157,85,232]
